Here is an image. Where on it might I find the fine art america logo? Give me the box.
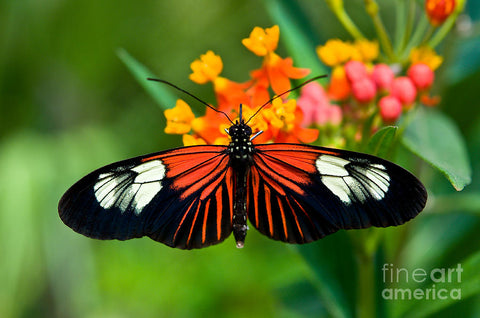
[381,263,463,300]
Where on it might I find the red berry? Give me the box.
[408,63,435,90]
[352,77,377,103]
[391,76,417,105]
[371,63,394,91]
[345,60,368,82]
[379,95,402,122]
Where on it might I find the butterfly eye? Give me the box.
[244,125,252,136]
[228,126,237,136]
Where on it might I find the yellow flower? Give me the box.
[189,51,223,84]
[242,25,279,56]
[409,46,443,70]
[164,99,195,134]
[263,98,297,131]
[317,39,353,67]
[352,39,379,63]
[213,136,230,145]
[182,134,207,146]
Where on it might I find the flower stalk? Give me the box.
[325,0,365,40]
[364,0,396,61]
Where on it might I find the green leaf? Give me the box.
[295,233,356,318]
[264,0,327,76]
[117,48,176,109]
[367,126,397,157]
[401,108,472,191]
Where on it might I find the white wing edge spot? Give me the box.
[93,160,165,214]
[315,155,350,176]
[316,155,391,204]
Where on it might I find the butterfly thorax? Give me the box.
[227,120,254,167]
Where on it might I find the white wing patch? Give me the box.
[316,155,390,204]
[93,160,165,214]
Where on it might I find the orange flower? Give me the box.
[250,53,310,96]
[164,99,195,134]
[425,0,456,26]
[327,66,351,101]
[213,77,252,111]
[244,26,310,96]
[242,25,279,56]
[276,108,319,143]
[190,107,229,145]
[246,75,270,110]
[420,93,441,107]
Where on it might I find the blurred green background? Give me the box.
[1,0,480,317]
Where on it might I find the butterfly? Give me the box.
[58,77,427,249]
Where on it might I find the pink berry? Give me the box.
[351,77,377,103]
[344,60,368,82]
[379,95,402,122]
[391,76,417,105]
[371,63,394,91]
[407,63,435,90]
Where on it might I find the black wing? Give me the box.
[247,143,427,243]
[59,146,235,249]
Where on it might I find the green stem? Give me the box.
[401,15,429,60]
[357,255,375,318]
[428,16,456,48]
[325,0,365,39]
[353,230,377,318]
[364,0,396,61]
[420,25,435,46]
[399,0,417,53]
[393,0,407,53]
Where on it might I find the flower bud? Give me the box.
[407,63,435,90]
[297,82,343,126]
[425,0,456,26]
[391,76,417,105]
[371,63,394,91]
[379,95,402,122]
[351,77,377,103]
[344,60,368,82]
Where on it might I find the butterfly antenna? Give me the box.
[239,104,243,122]
[147,78,234,124]
[245,75,328,125]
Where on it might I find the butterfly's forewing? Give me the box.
[59,146,234,249]
[247,144,427,244]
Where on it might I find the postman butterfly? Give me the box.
[58,76,427,249]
